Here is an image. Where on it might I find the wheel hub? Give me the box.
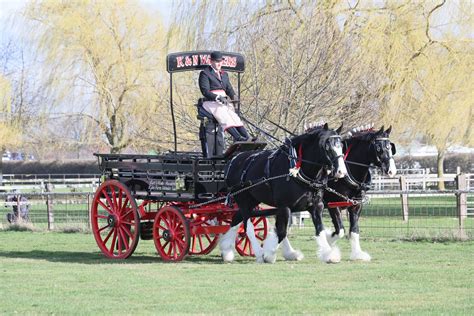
[162,229,172,241]
[107,214,117,227]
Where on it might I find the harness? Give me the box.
[342,142,372,191]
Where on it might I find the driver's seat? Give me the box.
[196,98,224,158]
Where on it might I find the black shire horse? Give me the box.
[281,125,397,263]
[220,123,347,263]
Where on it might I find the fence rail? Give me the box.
[0,173,473,239]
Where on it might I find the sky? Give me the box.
[0,0,173,28]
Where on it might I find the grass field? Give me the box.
[1,230,473,314]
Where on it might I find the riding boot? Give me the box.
[236,126,250,141]
[237,126,257,142]
[226,127,246,142]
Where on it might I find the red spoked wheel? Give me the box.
[91,180,140,259]
[236,216,268,257]
[153,205,190,262]
[188,216,220,255]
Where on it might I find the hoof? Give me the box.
[350,251,371,262]
[221,250,235,263]
[263,252,277,264]
[255,254,265,263]
[283,250,304,261]
[325,246,341,263]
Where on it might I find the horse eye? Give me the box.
[376,145,381,152]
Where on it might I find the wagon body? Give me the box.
[91,152,268,262]
[95,152,227,202]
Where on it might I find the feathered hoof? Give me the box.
[221,250,235,263]
[255,254,265,264]
[319,246,341,264]
[263,251,277,264]
[283,250,304,261]
[350,251,371,262]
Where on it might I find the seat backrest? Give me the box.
[196,98,218,122]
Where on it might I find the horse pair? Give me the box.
[220,124,396,263]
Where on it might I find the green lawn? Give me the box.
[0,230,472,314]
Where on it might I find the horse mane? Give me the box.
[285,122,328,149]
[344,123,375,141]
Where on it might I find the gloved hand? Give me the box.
[216,95,228,104]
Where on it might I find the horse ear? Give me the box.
[336,123,343,134]
[324,123,329,130]
[377,125,384,134]
[385,125,392,135]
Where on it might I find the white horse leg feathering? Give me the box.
[262,228,279,263]
[219,225,239,262]
[350,232,371,261]
[245,219,264,263]
[316,230,341,263]
[280,237,304,261]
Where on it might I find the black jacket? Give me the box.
[198,66,236,101]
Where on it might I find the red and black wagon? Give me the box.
[90,51,268,261]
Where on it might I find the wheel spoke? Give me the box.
[96,214,108,219]
[98,224,110,233]
[197,235,204,250]
[236,237,244,246]
[122,208,133,219]
[121,196,130,212]
[103,228,114,244]
[118,227,129,250]
[175,238,185,249]
[101,188,115,213]
[108,229,118,254]
[109,185,118,212]
[97,199,113,214]
[122,225,133,239]
[158,224,167,231]
[243,238,251,253]
[118,189,123,214]
[191,236,197,251]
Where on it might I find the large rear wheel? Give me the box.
[153,205,190,262]
[91,180,140,259]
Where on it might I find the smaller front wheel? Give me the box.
[236,216,268,257]
[153,206,190,262]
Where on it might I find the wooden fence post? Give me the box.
[456,174,467,239]
[87,193,92,230]
[399,176,409,222]
[45,183,54,230]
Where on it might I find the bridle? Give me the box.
[343,136,394,172]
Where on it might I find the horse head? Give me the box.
[295,123,347,179]
[370,125,397,177]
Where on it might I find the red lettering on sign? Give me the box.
[192,55,199,66]
[200,54,211,65]
[227,56,237,68]
[185,56,192,66]
[176,56,184,68]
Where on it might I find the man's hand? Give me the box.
[216,95,228,104]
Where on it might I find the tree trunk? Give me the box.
[437,150,445,190]
[0,149,4,187]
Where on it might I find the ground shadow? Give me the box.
[0,250,254,265]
